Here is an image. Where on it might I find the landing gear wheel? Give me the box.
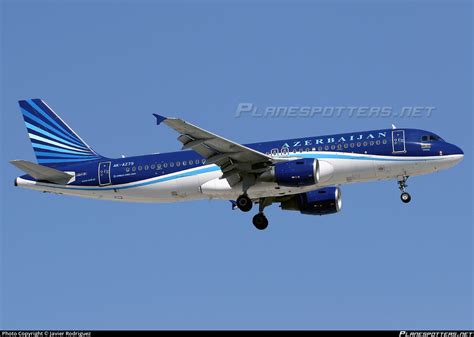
[252,213,269,230]
[397,176,411,204]
[400,192,411,203]
[236,194,253,212]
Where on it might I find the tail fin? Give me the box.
[18,99,103,166]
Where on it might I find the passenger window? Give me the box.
[369,141,374,146]
[163,163,168,168]
[138,166,142,171]
[189,160,193,165]
[183,161,187,166]
[125,167,130,173]
[357,142,361,147]
[170,162,174,167]
[363,141,368,146]
[343,143,348,149]
[382,139,387,144]
[151,164,155,169]
[145,165,149,170]
[350,143,355,148]
[157,164,161,169]
[132,166,136,172]
[317,146,322,151]
[337,144,342,150]
[330,145,335,150]
[202,159,206,164]
[176,162,180,167]
[376,140,380,145]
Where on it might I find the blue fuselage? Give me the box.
[21,128,462,188]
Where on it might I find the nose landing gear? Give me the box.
[400,192,411,203]
[398,176,411,203]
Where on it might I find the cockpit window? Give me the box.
[421,135,442,142]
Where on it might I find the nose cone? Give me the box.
[451,144,464,156]
[446,144,464,166]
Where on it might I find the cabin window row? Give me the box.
[124,159,206,173]
[265,139,388,155]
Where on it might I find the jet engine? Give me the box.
[280,186,342,215]
[259,158,320,187]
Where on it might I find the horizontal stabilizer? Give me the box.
[10,160,74,184]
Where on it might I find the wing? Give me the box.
[153,114,276,186]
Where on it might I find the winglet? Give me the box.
[153,113,167,125]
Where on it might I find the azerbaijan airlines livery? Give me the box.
[12,99,464,230]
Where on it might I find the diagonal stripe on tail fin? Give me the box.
[18,99,103,166]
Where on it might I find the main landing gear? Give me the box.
[236,194,253,212]
[235,194,271,230]
[252,213,268,231]
[252,198,272,231]
[398,176,411,203]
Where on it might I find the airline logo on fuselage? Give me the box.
[282,132,388,148]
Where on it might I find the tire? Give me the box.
[401,192,411,203]
[236,194,253,212]
[252,213,269,230]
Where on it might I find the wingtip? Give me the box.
[9,159,22,166]
[153,113,167,125]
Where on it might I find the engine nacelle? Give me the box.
[281,186,342,215]
[260,158,319,187]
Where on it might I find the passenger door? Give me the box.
[392,130,406,153]
[98,161,111,185]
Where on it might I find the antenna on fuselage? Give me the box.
[391,124,397,129]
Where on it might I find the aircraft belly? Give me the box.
[325,158,377,184]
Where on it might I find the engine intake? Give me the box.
[281,186,342,215]
[260,158,320,187]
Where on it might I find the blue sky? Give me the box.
[1,0,472,330]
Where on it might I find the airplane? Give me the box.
[11,99,464,230]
